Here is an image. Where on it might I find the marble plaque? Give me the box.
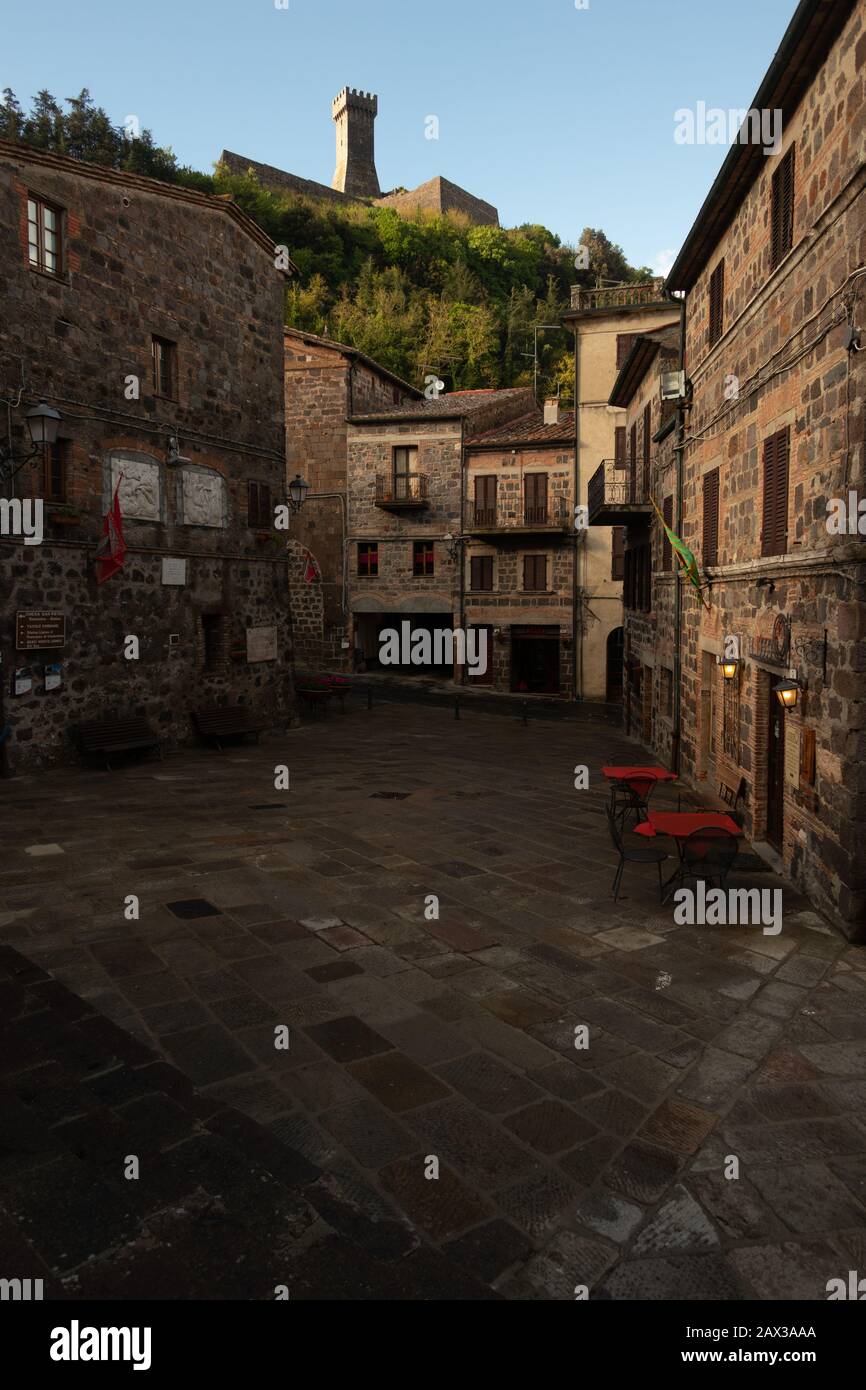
[180,468,226,528]
[247,626,278,663]
[112,456,161,521]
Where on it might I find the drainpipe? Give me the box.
[459,416,466,686]
[672,304,686,774]
[573,330,582,701]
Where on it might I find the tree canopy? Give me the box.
[0,87,655,398]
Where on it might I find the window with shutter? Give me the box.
[616,334,637,369]
[708,260,725,347]
[662,496,673,571]
[470,555,493,591]
[702,468,720,566]
[474,475,497,525]
[248,481,271,528]
[614,426,627,465]
[643,404,651,498]
[771,146,795,271]
[761,429,790,557]
[611,527,625,580]
[800,728,816,787]
[523,555,547,591]
[525,473,548,524]
[629,424,637,501]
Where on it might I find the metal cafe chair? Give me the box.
[610,776,656,833]
[605,804,668,903]
[681,826,739,890]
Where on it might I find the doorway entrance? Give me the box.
[699,651,717,785]
[606,627,624,703]
[511,626,561,694]
[766,685,785,850]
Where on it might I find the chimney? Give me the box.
[544,399,559,426]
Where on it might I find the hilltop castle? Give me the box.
[220,86,499,226]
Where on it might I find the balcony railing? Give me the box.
[587,459,652,525]
[375,473,429,508]
[465,494,570,533]
[569,278,667,312]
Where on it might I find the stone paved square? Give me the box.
[1,702,864,1303]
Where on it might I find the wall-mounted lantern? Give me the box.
[0,400,62,483]
[289,473,310,513]
[717,655,742,681]
[773,677,800,710]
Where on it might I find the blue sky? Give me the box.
[5,0,798,274]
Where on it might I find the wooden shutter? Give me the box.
[708,259,725,347]
[702,468,720,566]
[525,473,548,522]
[611,527,625,580]
[771,146,795,270]
[474,475,496,522]
[800,728,816,787]
[614,426,627,465]
[662,496,673,571]
[643,404,651,497]
[629,423,637,500]
[524,555,546,591]
[761,429,789,557]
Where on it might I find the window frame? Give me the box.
[27,193,63,276]
[702,467,720,567]
[412,539,435,576]
[523,553,548,593]
[357,541,379,577]
[708,259,725,348]
[247,480,272,529]
[770,145,795,272]
[45,439,68,503]
[151,335,178,400]
[470,554,494,592]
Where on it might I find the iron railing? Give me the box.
[375,473,429,505]
[465,494,570,531]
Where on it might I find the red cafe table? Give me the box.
[634,811,742,902]
[603,766,678,828]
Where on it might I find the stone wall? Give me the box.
[0,146,292,772]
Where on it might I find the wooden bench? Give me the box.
[193,706,270,750]
[719,775,748,824]
[77,716,162,771]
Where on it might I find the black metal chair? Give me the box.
[610,776,656,832]
[605,804,668,903]
[681,826,739,889]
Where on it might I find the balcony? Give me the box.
[375,473,429,510]
[587,460,653,526]
[569,278,667,313]
[465,494,570,537]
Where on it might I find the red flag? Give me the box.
[95,477,126,584]
[303,549,321,584]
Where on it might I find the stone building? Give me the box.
[563,280,682,702]
[0,140,295,772]
[596,0,866,939]
[345,389,536,676]
[221,87,499,226]
[283,327,421,672]
[463,404,577,695]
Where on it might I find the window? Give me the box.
[703,468,720,566]
[152,336,177,398]
[470,555,493,591]
[614,426,627,466]
[616,333,637,369]
[611,526,625,581]
[643,403,651,497]
[474,475,497,524]
[771,145,795,270]
[761,428,790,557]
[623,542,651,612]
[662,496,673,571]
[523,555,547,592]
[708,259,725,347]
[392,446,417,502]
[45,440,68,502]
[27,195,62,275]
[629,423,638,500]
[525,473,548,524]
[413,540,434,576]
[248,481,271,528]
[358,542,379,576]
[202,614,224,672]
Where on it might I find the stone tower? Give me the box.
[332,88,380,199]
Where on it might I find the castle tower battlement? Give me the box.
[332,87,380,198]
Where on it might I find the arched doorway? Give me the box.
[606,627,624,704]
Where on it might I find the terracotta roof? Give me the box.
[349,387,533,423]
[467,411,576,448]
[0,139,298,273]
[284,326,422,398]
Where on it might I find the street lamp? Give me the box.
[0,399,63,483]
[773,678,800,710]
[289,473,309,513]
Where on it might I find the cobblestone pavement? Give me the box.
[1,700,865,1300]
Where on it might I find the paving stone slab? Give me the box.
[348,1051,452,1112]
[599,1252,746,1301]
